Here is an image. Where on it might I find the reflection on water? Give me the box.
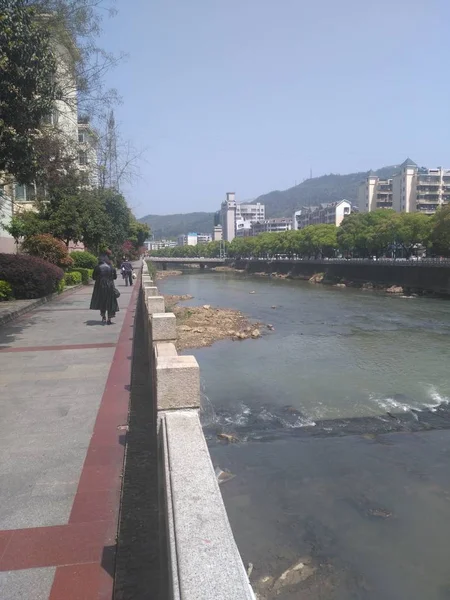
[159,271,450,600]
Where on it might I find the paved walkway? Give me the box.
[0,275,139,600]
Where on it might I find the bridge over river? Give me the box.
[149,256,226,269]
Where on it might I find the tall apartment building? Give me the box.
[220,192,237,242]
[293,200,352,230]
[358,158,450,214]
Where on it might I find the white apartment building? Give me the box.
[236,202,265,224]
[220,192,237,242]
[145,239,177,251]
[213,225,223,241]
[177,232,211,246]
[177,233,199,246]
[197,233,212,244]
[358,158,450,214]
[236,219,253,237]
[251,218,292,235]
[293,200,352,230]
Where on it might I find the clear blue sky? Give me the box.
[98,0,450,217]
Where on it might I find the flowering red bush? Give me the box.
[0,253,64,299]
[21,234,73,269]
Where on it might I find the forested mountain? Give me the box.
[139,164,403,237]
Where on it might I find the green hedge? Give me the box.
[64,271,82,286]
[70,251,97,269]
[58,278,66,294]
[0,280,13,301]
[68,267,93,285]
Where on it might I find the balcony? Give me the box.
[417,177,440,185]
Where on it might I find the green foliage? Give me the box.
[21,234,74,269]
[68,267,91,284]
[57,277,65,293]
[430,205,450,257]
[0,0,59,183]
[394,212,432,257]
[2,216,26,247]
[337,210,431,258]
[70,251,97,269]
[64,271,82,286]
[0,280,13,301]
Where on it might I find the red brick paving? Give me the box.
[0,342,117,353]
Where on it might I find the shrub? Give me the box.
[0,253,64,299]
[58,278,66,294]
[64,271,82,286]
[68,267,91,284]
[70,251,97,270]
[0,280,13,301]
[21,234,73,269]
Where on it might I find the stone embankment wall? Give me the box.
[140,261,255,600]
[233,259,450,296]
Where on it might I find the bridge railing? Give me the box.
[148,257,225,263]
[140,260,255,600]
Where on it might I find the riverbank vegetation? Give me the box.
[149,207,450,260]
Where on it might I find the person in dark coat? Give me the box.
[90,256,119,324]
[120,257,134,286]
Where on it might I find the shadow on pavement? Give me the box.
[114,291,166,600]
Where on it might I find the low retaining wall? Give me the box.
[234,259,450,295]
[140,260,255,600]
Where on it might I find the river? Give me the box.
[159,270,450,600]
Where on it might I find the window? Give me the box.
[15,184,26,201]
[42,110,59,126]
[78,132,87,143]
[78,151,88,166]
[344,207,350,214]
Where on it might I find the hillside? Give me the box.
[255,165,401,218]
[139,212,214,240]
[139,164,404,236]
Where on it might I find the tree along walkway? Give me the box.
[0,274,139,600]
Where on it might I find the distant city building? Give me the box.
[197,233,212,244]
[220,192,237,242]
[177,232,211,246]
[217,193,266,241]
[145,239,177,251]
[293,200,352,230]
[236,202,265,224]
[251,218,292,235]
[236,219,253,237]
[213,224,223,241]
[358,158,450,214]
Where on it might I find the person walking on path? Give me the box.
[120,257,134,286]
[90,256,119,324]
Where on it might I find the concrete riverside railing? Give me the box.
[141,260,255,600]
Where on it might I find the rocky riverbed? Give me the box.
[164,294,265,350]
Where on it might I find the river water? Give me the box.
[159,271,450,600]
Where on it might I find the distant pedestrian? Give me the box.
[90,256,119,325]
[120,257,134,286]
